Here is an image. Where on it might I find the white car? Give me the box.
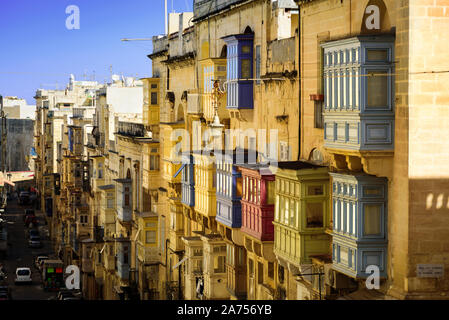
[35,256,49,269]
[15,267,32,284]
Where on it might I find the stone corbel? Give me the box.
[331,153,348,170]
[346,155,363,172]
[231,228,244,246]
[360,153,394,177]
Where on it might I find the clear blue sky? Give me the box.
[0,0,192,104]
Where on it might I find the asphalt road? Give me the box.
[0,197,55,300]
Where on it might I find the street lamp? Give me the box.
[209,80,225,149]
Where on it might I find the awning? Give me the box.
[172,255,189,270]
[114,286,124,294]
[133,229,141,241]
[173,163,186,179]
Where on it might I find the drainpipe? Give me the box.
[297,2,302,160]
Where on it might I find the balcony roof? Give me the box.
[238,162,273,173]
[98,184,114,190]
[114,178,131,184]
[136,211,158,218]
[276,161,326,170]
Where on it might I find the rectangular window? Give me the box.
[236,176,243,198]
[364,204,381,235]
[258,262,264,284]
[249,137,256,151]
[366,70,388,108]
[248,258,254,276]
[308,185,324,196]
[255,45,261,85]
[289,199,295,226]
[123,246,129,264]
[214,255,226,273]
[268,262,274,279]
[124,187,130,206]
[241,59,251,79]
[314,101,324,129]
[266,181,275,205]
[107,198,113,209]
[145,222,157,228]
[280,142,290,161]
[366,49,388,62]
[306,202,324,228]
[146,231,157,244]
[167,68,170,90]
[150,155,159,171]
[151,92,158,105]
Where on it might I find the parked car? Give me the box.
[57,290,82,300]
[29,229,40,239]
[18,192,31,205]
[29,236,42,248]
[35,256,49,269]
[24,215,38,227]
[15,268,32,285]
[23,209,35,221]
[30,193,37,204]
[0,286,10,300]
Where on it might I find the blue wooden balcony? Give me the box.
[181,154,195,207]
[322,35,395,152]
[222,34,254,110]
[116,239,130,280]
[215,149,256,229]
[330,172,388,279]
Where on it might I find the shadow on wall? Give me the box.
[408,178,449,291]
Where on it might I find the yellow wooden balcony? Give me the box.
[272,162,331,273]
[137,244,160,264]
[142,78,160,127]
[193,153,216,218]
[104,252,116,271]
[195,187,216,218]
[169,229,184,252]
[82,257,94,273]
[94,262,104,279]
[199,58,228,122]
[162,161,182,184]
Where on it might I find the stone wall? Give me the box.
[0,119,34,171]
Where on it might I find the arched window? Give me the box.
[176,104,185,122]
[220,45,227,58]
[244,26,254,34]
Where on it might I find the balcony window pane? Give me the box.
[284,198,289,225]
[145,222,157,228]
[236,176,243,198]
[241,59,251,79]
[289,199,295,226]
[308,185,324,196]
[146,230,156,244]
[151,92,158,105]
[367,71,388,107]
[258,262,263,284]
[266,181,275,205]
[275,195,279,221]
[364,204,381,235]
[306,202,323,228]
[367,49,388,62]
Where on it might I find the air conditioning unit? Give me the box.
[324,264,356,289]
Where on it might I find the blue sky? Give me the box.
[0,0,192,104]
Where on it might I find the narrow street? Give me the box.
[1,196,55,300]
